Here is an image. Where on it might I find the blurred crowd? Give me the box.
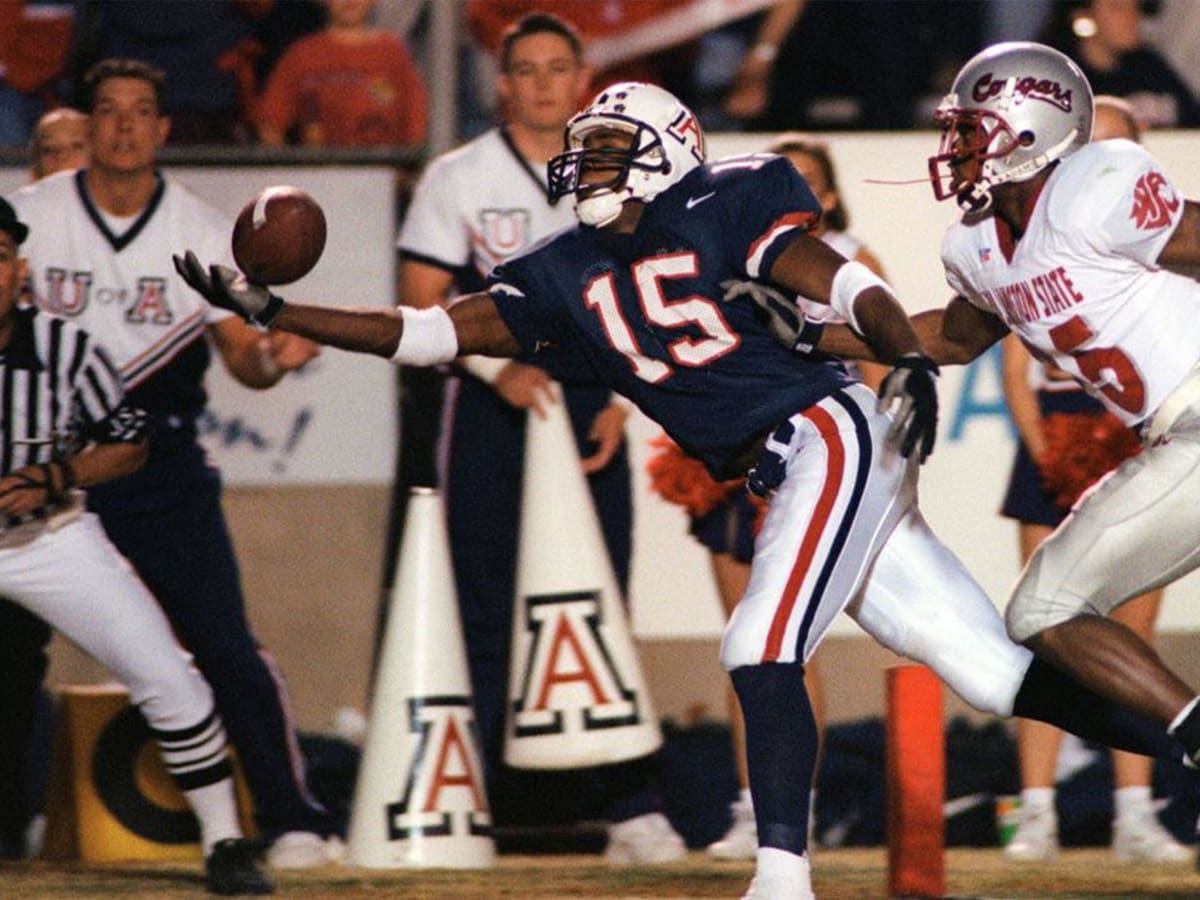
[2,0,1197,155]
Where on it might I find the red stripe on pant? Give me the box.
[762,405,845,663]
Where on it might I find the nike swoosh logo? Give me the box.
[686,192,716,209]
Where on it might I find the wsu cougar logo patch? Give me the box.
[386,695,490,840]
[510,590,642,737]
[1130,170,1179,230]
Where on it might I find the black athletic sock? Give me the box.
[1012,657,1185,762]
[731,661,815,855]
[1167,697,1200,766]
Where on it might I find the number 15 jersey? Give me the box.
[488,154,852,478]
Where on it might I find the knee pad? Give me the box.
[1006,552,1089,643]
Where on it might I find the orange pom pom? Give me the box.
[1036,411,1142,510]
[645,435,743,517]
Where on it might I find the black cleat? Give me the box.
[205,838,275,895]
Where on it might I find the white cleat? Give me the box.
[603,812,687,864]
[742,850,815,900]
[741,873,816,900]
[265,831,346,869]
[708,799,758,860]
[1004,805,1058,862]
[1112,808,1191,863]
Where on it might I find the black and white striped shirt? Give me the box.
[0,304,146,477]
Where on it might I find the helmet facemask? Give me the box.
[547,82,705,228]
[548,118,669,227]
[928,106,1022,211]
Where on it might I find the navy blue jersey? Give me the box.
[489,154,854,477]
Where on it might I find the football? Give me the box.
[231,186,327,285]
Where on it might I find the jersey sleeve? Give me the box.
[1069,141,1184,267]
[485,251,570,356]
[714,155,821,281]
[397,154,470,270]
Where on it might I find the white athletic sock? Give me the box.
[184,778,242,856]
[1113,785,1152,819]
[739,787,754,807]
[1020,786,1056,814]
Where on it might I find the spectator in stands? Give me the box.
[467,1,701,103]
[1040,0,1200,126]
[81,0,268,144]
[999,95,1191,865]
[0,1,75,147]
[256,0,426,147]
[717,1,803,124]
[28,108,88,180]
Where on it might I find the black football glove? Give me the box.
[876,353,940,463]
[172,250,284,327]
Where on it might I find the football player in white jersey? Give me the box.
[5,59,340,869]
[824,41,1200,771]
[394,14,683,861]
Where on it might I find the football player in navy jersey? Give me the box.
[176,82,1195,900]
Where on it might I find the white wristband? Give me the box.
[391,305,459,366]
[460,355,509,384]
[829,260,892,334]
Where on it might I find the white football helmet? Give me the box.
[928,42,1093,210]
[548,81,706,227]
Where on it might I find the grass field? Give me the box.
[3,847,1199,898]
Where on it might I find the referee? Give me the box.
[0,197,272,895]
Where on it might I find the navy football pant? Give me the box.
[0,600,50,855]
[87,442,332,842]
[442,377,660,824]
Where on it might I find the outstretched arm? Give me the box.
[173,252,521,364]
[814,295,1008,366]
[268,292,521,359]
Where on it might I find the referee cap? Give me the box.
[0,197,28,245]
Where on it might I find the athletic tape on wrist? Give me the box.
[392,305,459,366]
[829,261,893,334]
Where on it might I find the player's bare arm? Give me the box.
[174,250,522,362]
[1157,199,1200,272]
[910,296,1009,364]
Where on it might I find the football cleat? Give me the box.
[205,838,274,895]
[604,811,687,864]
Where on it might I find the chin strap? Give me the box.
[576,189,627,227]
